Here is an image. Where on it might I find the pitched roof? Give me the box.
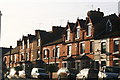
[94,14,120,39]
[28,34,35,43]
[87,10,104,25]
[73,19,86,31]
[42,26,65,46]
[68,22,75,31]
[1,47,11,56]
[4,46,19,56]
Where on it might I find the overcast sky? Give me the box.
[0,0,120,48]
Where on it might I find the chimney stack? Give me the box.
[98,8,100,12]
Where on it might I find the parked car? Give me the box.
[7,68,19,79]
[76,68,98,80]
[98,66,120,80]
[57,68,78,80]
[31,68,49,79]
[19,70,31,78]
[19,70,26,78]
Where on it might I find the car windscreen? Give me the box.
[38,69,45,73]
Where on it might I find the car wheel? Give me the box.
[83,76,86,80]
[58,75,61,80]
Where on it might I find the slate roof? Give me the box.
[73,19,86,31]
[4,46,19,56]
[87,10,104,25]
[94,14,120,39]
[42,26,65,46]
[1,47,11,56]
[28,34,35,43]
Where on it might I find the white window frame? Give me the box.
[66,29,70,41]
[37,38,41,46]
[14,54,17,63]
[76,26,80,39]
[113,58,119,66]
[67,44,72,57]
[22,40,24,49]
[27,39,29,48]
[44,49,48,59]
[113,38,120,54]
[37,50,40,59]
[56,46,60,58]
[87,23,92,37]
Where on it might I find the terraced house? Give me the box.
[3,9,120,74]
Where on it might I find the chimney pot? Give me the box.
[98,8,100,12]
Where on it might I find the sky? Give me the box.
[0,0,120,48]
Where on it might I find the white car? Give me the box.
[57,68,77,79]
[7,68,19,79]
[31,68,49,79]
[76,68,98,80]
[19,70,26,78]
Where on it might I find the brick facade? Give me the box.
[3,9,120,72]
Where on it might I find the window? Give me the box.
[80,43,85,54]
[62,63,67,68]
[27,39,29,48]
[44,49,48,59]
[14,55,17,63]
[53,49,55,57]
[90,41,94,53]
[101,42,106,54]
[66,29,70,40]
[26,53,29,61]
[56,47,60,58]
[101,61,106,67]
[22,40,24,49]
[76,26,80,38]
[10,55,13,62]
[87,23,92,36]
[37,51,40,59]
[114,40,119,53]
[37,39,40,46]
[21,53,24,61]
[76,62,80,71]
[67,45,72,56]
[113,60,119,67]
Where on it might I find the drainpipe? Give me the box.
[55,47,57,65]
[9,46,12,68]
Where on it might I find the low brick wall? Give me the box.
[52,72,58,79]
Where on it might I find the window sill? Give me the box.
[67,55,71,57]
[75,37,80,40]
[86,35,91,37]
[113,51,119,54]
[51,57,59,59]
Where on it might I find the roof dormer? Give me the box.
[106,19,112,32]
